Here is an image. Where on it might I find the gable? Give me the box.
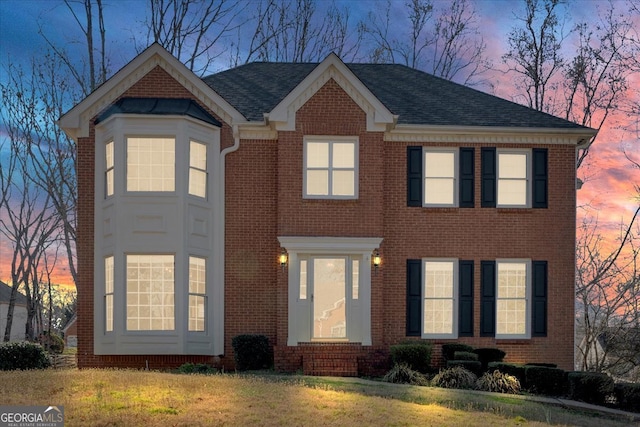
[59,43,243,140]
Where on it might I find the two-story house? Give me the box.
[59,44,596,375]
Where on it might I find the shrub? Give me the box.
[390,341,433,374]
[453,351,478,361]
[176,363,218,375]
[476,370,521,394]
[613,382,640,412]
[441,343,474,361]
[38,331,65,354]
[524,366,566,396]
[447,360,482,376]
[473,348,506,371]
[432,365,477,389]
[383,363,429,386]
[0,342,51,370]
[567,371,614,406]
[231,334,273,371]
[488,362,527,388]
[525,362,557,368]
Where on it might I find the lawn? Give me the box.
[0,369,634,426]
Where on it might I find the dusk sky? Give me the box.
[0,0,638,288]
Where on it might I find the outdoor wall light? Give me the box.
[373,249,381,273]
[279,249,288,270]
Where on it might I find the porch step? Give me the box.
[303,354,358,377]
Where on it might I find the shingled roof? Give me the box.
[203,62,591,130]
[0,281,28,306]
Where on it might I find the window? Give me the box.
[304,138,357,198]
[126,255,175,331]
[406,259,473,338]
[105,141,114,197]
[407,147,474,207]
[423,260,457,338]
[126,137,175,192]
[424,149,457,206]
[496,261,529,337]
[105,256,114,332]
[497,151,529,207]
[188,256,206,332]
[189,141,207,198]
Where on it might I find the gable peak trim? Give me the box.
[267,54,394,132]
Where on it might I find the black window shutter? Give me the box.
[480,261,496,336]
[407,147,423,207]
[458,260,474,336]
[459,148,475,208]
[532,148,548,208]
[532,261,548,337]
[406,259,422,336]
[481,148,496,207]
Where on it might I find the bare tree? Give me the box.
[575,206,640,380]
[141,0,244,76]
[502,0,566,114]
[235,0,363,65]
[364,0,489,84]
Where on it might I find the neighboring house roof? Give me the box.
[0,281,28,306]
[203,62,591,129]
[95,97,222,127]
[62,314,77,334]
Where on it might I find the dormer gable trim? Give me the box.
[58,43,244,140]
[267,53,395,132]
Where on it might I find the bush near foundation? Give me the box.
[488,362,527,388]
[613,382,640,412]
[567,371,614,406]
[383,362,429,386]
[524,365,567,396]
[446,360,482,376]
[432,365,477,389]
[453,351,478,361]
[0,341,51,371]
[473,348,506,371]
[441,343,474,361]
[231,334,273,371]
[476,370,521,394]
[390,341,433,374]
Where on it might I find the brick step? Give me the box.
[303,354,359,376]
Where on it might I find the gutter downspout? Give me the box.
[214,124,241,356]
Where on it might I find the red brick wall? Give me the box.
[76,68,577,373]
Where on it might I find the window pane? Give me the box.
[424,299,453,334]
[425,152,454,177]
[313,258,346,339]
[189,257,206,294]
[307,142,329,167]
[189,295,205,332]
[299,260,307,300]
[333,142,354,168]
[497,300,526,335]
[498,263,526,298]
[307,170,328,195]
[105,256,114,332]
[189,169,207,198]
[498,180,527,205]
[425,261,454,298]
[499,153,527,178]
[126,255,175,331]
[106,141,114,168]
[127,137,175,192]
[332,170,355,196]
[190,141,207,170]
[352,259,359,300]
[425,178,455,205]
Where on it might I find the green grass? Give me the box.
[0,369,634,426]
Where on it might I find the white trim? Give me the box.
[267,53,394,132]
[423,147,458,207]
[58,43,245,140]
[496,149,531,208]
[279,236,382,346]
[386,124,595,145]
[422,258,459,340]
[495,259,532,340]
